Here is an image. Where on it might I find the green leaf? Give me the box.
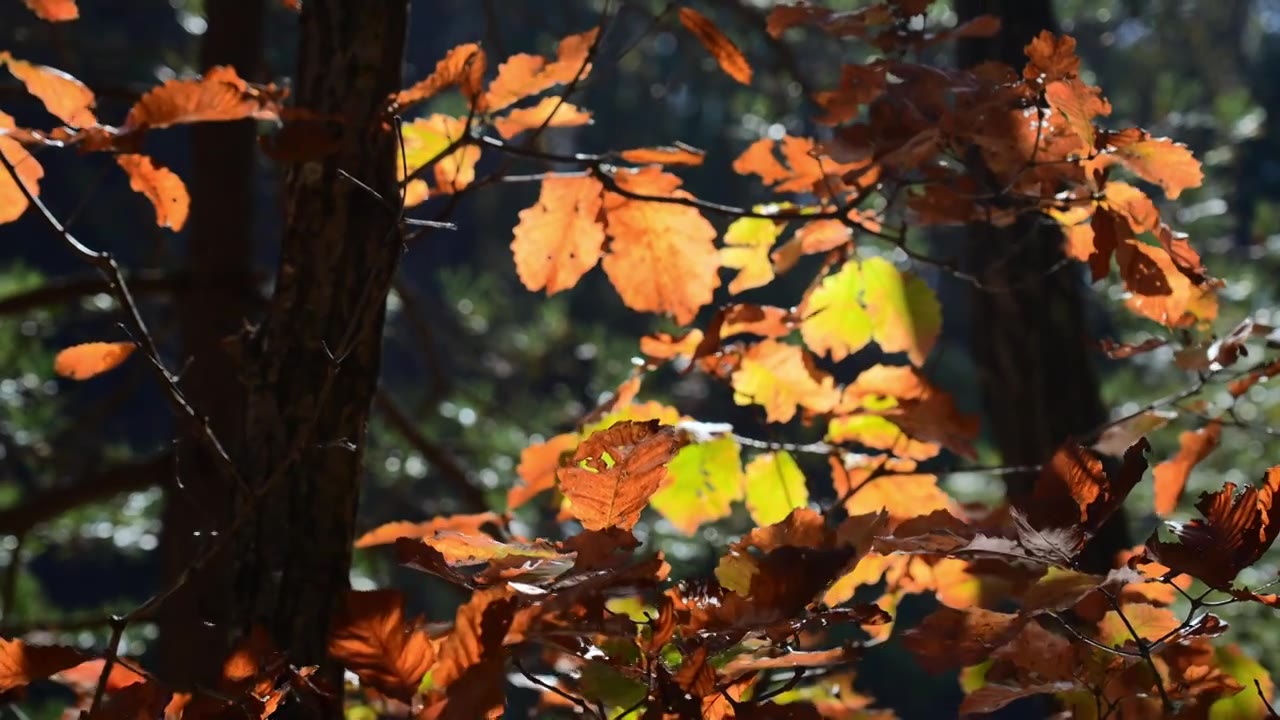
[650,437,744,534]
[743,450,808,525]
[579,661,648,714]
[801,261,873,361]
[860,256,942,366]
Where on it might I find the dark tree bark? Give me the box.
[156,0,263,686]
[227,1,410,716]
[955,0,1129,574]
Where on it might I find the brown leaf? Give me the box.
[901,607,1025,673]
[116,154,189,231]
[557,419,685,531]
[0,52,96,126]
[328,589,435,702]
[1020,439,1150,536]
[1153,421,1222,517]
[124,66,283,132]
[23,0,77,21]
[0,638,85,693]
[679,8,752,85]
[392,44,486,112]
[419,588,517,720]
[54,341,136,380]
[1147,467,1280,589]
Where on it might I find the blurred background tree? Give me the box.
[1,0,1278,717]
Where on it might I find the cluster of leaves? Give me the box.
[4,0,1280,718]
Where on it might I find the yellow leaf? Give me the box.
[743,451,808,526]
[719,216,782,294]
[731,339,838,423]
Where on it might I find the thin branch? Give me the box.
[0,270,265,318]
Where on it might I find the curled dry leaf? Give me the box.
[0,52,96,127]
[679,7,753,85]
[116,154,190,231]
[557,419,685,531]
[123,66,284,132]
[53,341,136,380]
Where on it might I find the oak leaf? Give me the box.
[859,256,941,366]
[679,8,753,85]
[116,154,189,231]
[399,114,479,198]
[1086,128,1204,200]
[123,66,283,132]
[329,589,435,702]
[800,261,872,361]
[902,607,1025,673]
[557,419,685,531]
[0,52,96,126]
[732,135,866,198]
[1153,421,1221,517]
[601,167,720,325]
[730,339,838,423]
[482,28,599,112]
[510,176,605,295]
[53,341,136,380]
[0,638,85,693]
[719,216,783,294]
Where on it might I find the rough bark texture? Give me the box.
[955,0,1129,574]
[156,0,262,686]
[231,1,408,714]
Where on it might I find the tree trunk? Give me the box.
[955,0,1128,574]
[230,1,408,715]
[156,0,262,686]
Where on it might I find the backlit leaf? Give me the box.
[859,256,941,366]
[679,8,753,85]
[509,432,579,511]
[492,97,591,139]
[744,451,808,526]
[399,114,479,197]
[116,154,189,231]
[124,66,283,132]
[482,28,599,112]
[22,0,77,21]
[800,261,872,362]
[0,52,96,126]
[601,167,720,325]
[354,513,501,549]
[720,216,783,295]
[1154,421,1222,517]
[419,588,516,720]
[1086,129,1204,200]
[392,43,486,112]
[0,638,85,693]
[0,112,43,224]
[54,341,136,380]
[731,339,838,423]
[618,145,706,167]
[557,419,685,530]
[650,437,744,535]
[511,176,605,295]
[329,590,435,702]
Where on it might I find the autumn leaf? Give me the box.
[329,589,435,702]
[650,437,744,535]
[482,27,600,112]
[393,43,486,112]
[53,341,136,380]
[833,457,957,528]
[618,144,706,166]
[814,63,887,125]
[123,66,283,132]
[0,52,96,127]
[1086,128,1204,200]
[771,218,854,274]
[399,114,480,198]
[601,167,720,325]
[1153,421,1222,517]
[23,0,77,21]
[1020,439,1150,537]
[731,339,838,423]
[859,256,941,366]
[743,451,809,526]
[423,532,563,567]
[419,587,516,720]
[557,419,685,531]
[355,512,501,549]
[508,432,579,510]
[116,154,190,231]
[0,112,43,224]
[492,97,592,139]
[0,638,85,693]
[1147,467,1280,589]
[679,8,753,85]
[1023,31,1081,83]
[902,607,1025,673]
[509,176,605,295]
[732,135,866,197]
[800,261,872,361]
[720,216,783,294]
[1044,77,1110,155]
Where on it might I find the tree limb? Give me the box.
[0,452,172,536]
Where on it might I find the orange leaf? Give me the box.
[54,341,136,380]
[116,154,189,231]
[556,419,685,531]
[511,176,605,295]
[601,167,720,325]
[679,8,752,85]
[355,512,501,549]
[732,135,867,198]
[0,638,85,693]
[1117,238,1217,328]
[1153,421,1222,517]
[1021,440,1150,536]
[482,27,600,112]
[509,432,580,510]
[419,587,516,720]
[399,115,480,197]
[123,66,283,132]
[22,0,77,21]
[393,43,486,112]
[730,339,838,423]
[493,97,592,139]
[0,112,44,224]
[618,145,706,167]
[1087,129,1204,200]
[0,52,97,127]
[329,589,435,702]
